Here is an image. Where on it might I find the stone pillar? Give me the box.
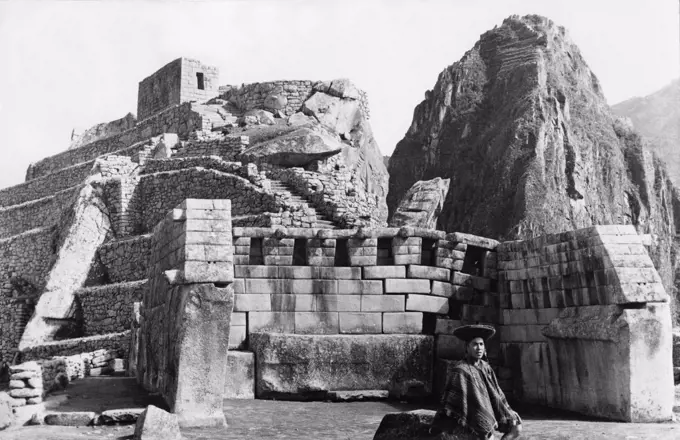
[138,199,234,428]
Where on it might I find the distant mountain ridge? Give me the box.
[612,80,680,186]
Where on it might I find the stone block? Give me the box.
[234,294,272,312]
[313,267,361,279]
[336,280,384,295]
[278,266,314,279]
[436,334,465,360]
[9,388,41,399]
[430,281,453,297]
[315,295,361,312]
[393,254,421,265]
[234,265,277,278]
[406,294,449,314]
[232,312,247,326]
[133,405,182,440]
[0,392,11,430]
[435,318,462,335]
[384,279,431,294]
[499,325,547,342]
[229,325,246,349]
[349,255,377,266]
[361,295,405,312]
[9,380,25,389]
[295,312,339,334]
[248,312,295,333]
[182,261,233,283]
[382,312,423,334]
[363,266,406,279]
[224,351,255,399]
[451,285,474,301]
[250,333,433,399]
[502,308,561,326]
[44,411,96,426]
[97,408,145,425]
[407,265,450,281]
[541,302,673,422]
[339,312,383,334]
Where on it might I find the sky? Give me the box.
[0,0,677,191]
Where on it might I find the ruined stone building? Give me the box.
[0,54,674,426]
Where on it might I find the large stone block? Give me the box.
[383,312,423,334]
[361,295,405,312]
[224,351,255,399]
[363,265,406,279]
[384,279,431,294]
[407,265,450,281]
[339,312,383,334]
[133,405,182,440]
[248,312,295,333]
[250,333,433,399]
[541,303,673,422]
[315,295,362,312]
[406,294,449,314]
[294,312,339,334]
[436,335,466,360]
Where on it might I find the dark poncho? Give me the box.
[440,359,520,439]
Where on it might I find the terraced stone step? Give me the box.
[269,180,338,229]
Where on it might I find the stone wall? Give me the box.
[26,103,205,181]
[0,161,93,207]
[227,227,498,350]
[496,225,673,422]
[175,135,249,162]
[137,58,219,121]
[98,235,152,283]
[76,281,147,336]
[220,81,315,116]
[138,199,234,428]
[0,186,80,240]
[21,331,129,362]
[269,163,382,228]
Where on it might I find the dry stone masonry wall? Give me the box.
[76,280,147,336]
[496,225,673,422]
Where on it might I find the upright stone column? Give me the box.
[139,199,234,428]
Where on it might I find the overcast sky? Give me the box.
[0,0,677,190]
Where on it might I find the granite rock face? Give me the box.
[612,80,680,186]
[387,15,680,318]
[390,177,451,229]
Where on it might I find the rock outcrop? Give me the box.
[70,113,136,150]
[390,177,451,229]
[612,80,680,186]
[387,15,680,318]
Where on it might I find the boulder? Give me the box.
[264,91,288,111]
[389,177,451,229]
[239,109,276,126]
[133,405,182,440]
[250,333,433,399]
[372,409,476,440]
[44,411,96,426]
[303,91,361,136]
[97,407,145,425]
[241,125,343,167]
[0,392,12,430]
[287,111,314,126]
[313,79,361,100]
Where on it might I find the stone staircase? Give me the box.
[268,180,338,229]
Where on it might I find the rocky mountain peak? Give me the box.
[387,15,680,314]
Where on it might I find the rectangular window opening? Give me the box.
[249,237,264,265]
[196,72,205,90]
[421,238,437,267]
[377,238,393,266]
[334,239,350,267]
[461,245,485,276]
[293,239,307,266]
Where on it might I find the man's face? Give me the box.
[467,337,485,360]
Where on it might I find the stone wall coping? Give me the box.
[231,227,487,243]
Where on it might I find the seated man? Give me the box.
[434,324,522,440]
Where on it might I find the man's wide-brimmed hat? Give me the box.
[453,324,496,342]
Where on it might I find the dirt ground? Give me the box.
[1,378,679,440]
